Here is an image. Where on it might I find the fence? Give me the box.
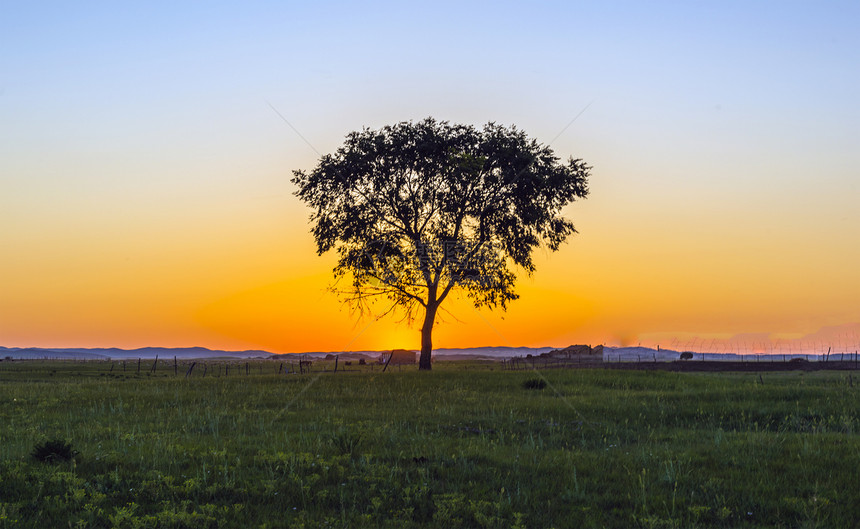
[4,349,860,377]
[602,351,860,365]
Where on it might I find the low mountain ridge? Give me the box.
[0,346,272,360]
[1,345,557,361]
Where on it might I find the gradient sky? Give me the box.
[2,1,859,353]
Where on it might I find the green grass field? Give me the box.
[1,360,859,528]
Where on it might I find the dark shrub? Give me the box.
[680,352,694,360]
[31,439,77,464]
[522,378,547,390]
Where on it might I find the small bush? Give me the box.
[31,438,77,464]
[329,430,362,456]
[522,378,547,390]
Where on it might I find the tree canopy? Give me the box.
[292,117,590,369]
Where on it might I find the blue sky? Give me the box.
[2,1,859,351]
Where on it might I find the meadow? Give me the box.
[1,360,859,528]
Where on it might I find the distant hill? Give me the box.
[0,346,273,360]
[1,345,558,362]
[280,346,556,361]
[434,346,555,359]
[0,348,110,360]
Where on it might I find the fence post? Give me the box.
[137,358,141,374]
[185,362,196,378]
[174,356,177,376]
[150,355,159,373]
[334,355,339,373]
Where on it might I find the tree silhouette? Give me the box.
[292,118,590,370]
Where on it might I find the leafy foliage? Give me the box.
[292,118,590,367]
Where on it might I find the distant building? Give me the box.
[379,349,417,365]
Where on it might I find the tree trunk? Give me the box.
[419,302,438,371]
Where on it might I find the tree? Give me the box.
[292,118,590,370]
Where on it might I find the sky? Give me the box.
[2,1,859,354]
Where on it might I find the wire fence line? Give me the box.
[4,348,860,377]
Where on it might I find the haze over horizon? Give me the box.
[4,322,859,357]
[3,2,859,354]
